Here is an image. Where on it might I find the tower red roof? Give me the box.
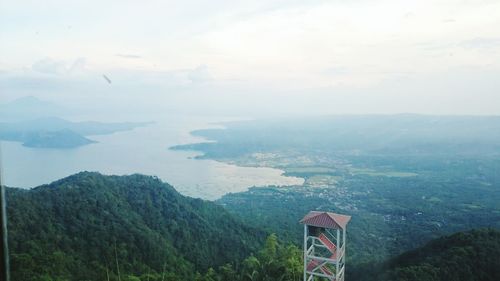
[300,211,351,229]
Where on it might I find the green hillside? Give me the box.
[5,172,500,281]
[377,229,500,281]
[6,172,265,280]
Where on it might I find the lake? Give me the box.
[0,114,303,200]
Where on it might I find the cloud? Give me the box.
[32,58,68,75]
[458,37,500,49]
[115,54,142,59]
[69,58,86,74]
[442,18,456,23]
[187,65,212,84]
[323,66,349,76]
[32,57,87,75]
[403,12,415,19]
[415,37,500,51]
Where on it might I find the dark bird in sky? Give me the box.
[102,74,112,84]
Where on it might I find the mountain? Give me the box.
[6,172,265,280]
[172,115,500,158]
[21,129,96,148]
[5,172,500,281]
[0,96,152,148]
[365,229,500,281]
[2,116,152,136]
[171,114,500,267]
[0,96,67,121]
[0,117,151,148]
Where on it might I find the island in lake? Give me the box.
[0,96,152,148]
[0,116,151,149]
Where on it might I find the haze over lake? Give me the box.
[1,114,303,200]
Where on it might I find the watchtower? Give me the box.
[300,211,351,281]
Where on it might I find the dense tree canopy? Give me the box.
[5,172,500,281]
[380,229,500,281]
[7,172,265,280]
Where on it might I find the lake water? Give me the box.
[0,114,303,200]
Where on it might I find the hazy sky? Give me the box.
[1,0,500,116]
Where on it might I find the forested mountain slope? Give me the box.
[6,172,500,281]
[6,172,265,280]
[367,229,500,281]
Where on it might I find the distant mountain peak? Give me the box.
[0,96,67,121]
[6,96,57,107]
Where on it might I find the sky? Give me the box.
[1,0,500,116]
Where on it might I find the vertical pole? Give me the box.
[343,228,346,260]
[343,228,346,281]
[311,232,315,256]
[303,224,307,281]
[336,228,340,280]
[0,147,10,281]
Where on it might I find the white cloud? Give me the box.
[31,58,68,75]
[1,0,500,115]
[115,54,142,59]
[187,65,212,84]
[68,58,87,74]
[458,37,500,49]
[31,57,87,75]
